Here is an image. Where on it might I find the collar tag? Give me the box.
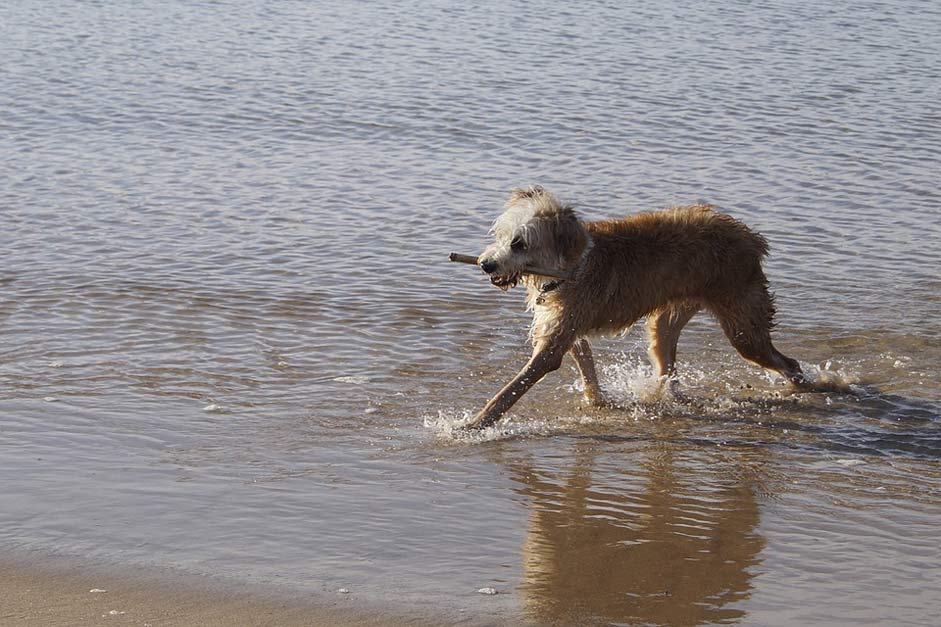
[536,280,562,305]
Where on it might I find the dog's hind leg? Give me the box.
[570,338,609,407]
[646,303,701,387]
[709,287,808,387]
[466,333,574,430]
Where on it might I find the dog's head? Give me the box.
[478,186,587,290]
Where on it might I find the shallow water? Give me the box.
[1,0,940,624]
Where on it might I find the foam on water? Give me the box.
[424,409,581,443]
[799,360,860,393]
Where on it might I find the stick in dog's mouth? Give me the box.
[448,252,568,281]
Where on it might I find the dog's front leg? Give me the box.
[465,335,573,430]
[570,338,612,407]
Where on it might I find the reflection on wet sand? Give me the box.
[507,441,766,626]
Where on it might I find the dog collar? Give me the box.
[535,236,589,304]
[535,280,563,305]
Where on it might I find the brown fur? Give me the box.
[469,186,811,429]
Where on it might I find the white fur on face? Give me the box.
[478,188,574,290]
[479,202,538,274]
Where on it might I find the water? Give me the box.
[1,0,940,624]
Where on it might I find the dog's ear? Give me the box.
[554,207,588,265]
[508,185,546,202]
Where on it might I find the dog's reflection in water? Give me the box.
[506,441,765,626]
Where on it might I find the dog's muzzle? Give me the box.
[480,258,519,291]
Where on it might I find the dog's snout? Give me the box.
[480,259,498,274]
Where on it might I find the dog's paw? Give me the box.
[582,393,618,410]
[663,385,692,405]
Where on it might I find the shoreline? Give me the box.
[0,551,442,627]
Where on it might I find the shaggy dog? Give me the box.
[468,185,812,430]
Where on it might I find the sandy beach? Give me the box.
[0,556,430,627]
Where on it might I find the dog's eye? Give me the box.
[511,237,528,253]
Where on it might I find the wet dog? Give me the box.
[468,185,813,429]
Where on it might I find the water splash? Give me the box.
[423,410,561,443]
[800,360,860,393]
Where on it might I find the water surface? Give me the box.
[1,1,940,624]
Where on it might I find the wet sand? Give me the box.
[0,556,432,627]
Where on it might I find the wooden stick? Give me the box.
[448,252,568,280]
[448,252,480,266]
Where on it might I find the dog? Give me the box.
[467,185,814,430]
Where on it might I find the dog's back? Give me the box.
[570,205,772,334]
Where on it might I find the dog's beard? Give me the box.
[489,272,521,291]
